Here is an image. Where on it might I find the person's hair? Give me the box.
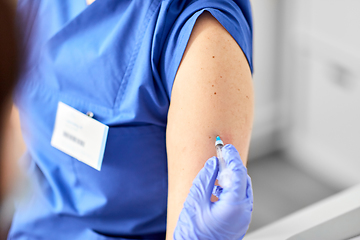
[0,0,18,112]
[0,2,18,237]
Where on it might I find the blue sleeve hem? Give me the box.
[161,0,253,100]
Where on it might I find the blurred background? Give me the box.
[248,0,360,232]
[1,0,360,236]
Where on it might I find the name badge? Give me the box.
[51,102,109,171]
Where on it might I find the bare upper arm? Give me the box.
[165,11,254,239]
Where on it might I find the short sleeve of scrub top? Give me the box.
[10,0,253,239]
[160,1,253,98]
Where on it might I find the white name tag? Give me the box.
[51,102,109,171]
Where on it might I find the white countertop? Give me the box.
[244,183,360,240]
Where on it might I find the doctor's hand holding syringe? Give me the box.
[174,136,253,240]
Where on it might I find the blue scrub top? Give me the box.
[11,0,253,239]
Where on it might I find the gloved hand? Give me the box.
[174,144,253,240]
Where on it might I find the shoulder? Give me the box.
[156,0,253,98]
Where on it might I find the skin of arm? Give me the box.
[165,12,254,239]
[0,104,26,239]
[0,104,26,201]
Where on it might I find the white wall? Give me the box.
[280,0,360,189]
[250,0,360,188]
[249,0,283,159]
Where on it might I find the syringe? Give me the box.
[215,136,232,188]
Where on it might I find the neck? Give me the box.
[86,0,96,5]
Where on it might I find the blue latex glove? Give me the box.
[174,144,253,240]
